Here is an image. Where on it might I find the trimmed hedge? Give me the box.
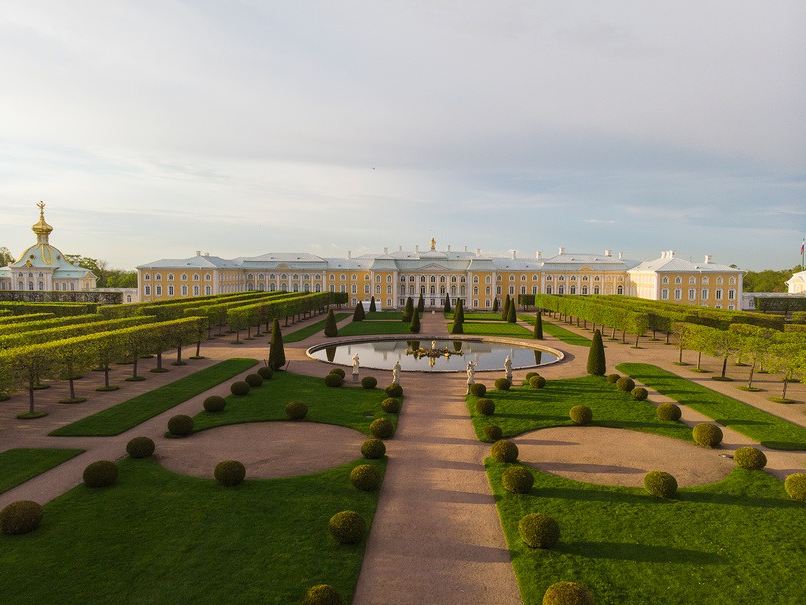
[469,383,487,397]
[329,368,346,379]
[203,395,226,412]
[328,510,366,545]
[285,400,308,420]
[693,423,723,448]
[631,387,648,401]
[529,375,547,389]
[324,373,343,387]
[616,377,635,392]
[257,366,273,380]
[168,414,194,436]
[483,424,503,442]
[381,397,401,414]
[361,439,386,459]
[475,398,495,416]
[607,373,621,384]
[385,384,403,398]
[569,405,593,426]
[349,464,381,491]
[83,460,119,488]
[733,446,767,470]
[656,403,682,421]
[502,466,534,494]
[0,500,44,535]
[126,436,155,458]
[361,376,378,389]
[230,381,250,396]
[214,460,246,486]
[244,373,263,387]
[644,470,678,498]
[785,473,806,501]
[370,418,394,439]
[542,581,595,605]
[519,513,559,549]
[495,378,511,391]
[302,585,344,605]
[491,439,519,463]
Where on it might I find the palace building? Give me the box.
[137,240,744,310]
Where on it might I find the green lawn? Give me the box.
[617,363,806,450]
[488,461,805,605]
[0,448,84,494]
[445,312,505,321]
[192,370,395,435]
[457,322,533,337]
[365,311,401,320]
[0,455,386,605]
[467,376,692,443]
[338,321,414,336]
[518,316,592,346]
[49,359,258,437]
[284,313,350,343]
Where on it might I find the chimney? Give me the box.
[558,246,565,255]
[618,251,623,260]
[196,250,201,256]
[510,250,517,259]
[347,251,351,259]
[415,245,419,253]
[536,250,542,259]
[604,249,611,257]
[447,244,451,252]
[383,247,388,255]
[704,254,712,263]
[476,248,482,256]
[464,245,468,252]
[399,245,402,252]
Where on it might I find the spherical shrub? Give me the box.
[475,398,495,416]
[302,584,344,605]
[230,381,250,396]
[644,470,678,498]
[607,373,621,384]
[495,378,511,391]
[168,414,194,436]
[328,510,366,544]
[83,460,119,488]
[519,513,559,549]
[203,395,226,412]
[350,464,381,491]
[361,376,378,389]
[693,423,723,448]
[385,383,403,398]
[529,375,547,389]
[733,446,767,470]
[324,373,343,387]
[484,424,503,441]
[329,367,346,379]
[361,438,386,459]
[381,397,401,414]
[469,383,487,397]
[257,366,273,380]
[0,501,44,535]
[525,371,539,381]
[244,373,263,387]
[491,439,519,463]
[631,387,648,401]
[616,377,635,392]
[126,436,155,458]
[784,473,806,501]
[542,581,595,605]
[502,466,534,494]
[370,417,394,439]
[285,400,308,420]
[569,405,593,426]
[656,403,682,421]
[214,460,246,486]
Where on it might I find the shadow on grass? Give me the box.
[555,541,727,565]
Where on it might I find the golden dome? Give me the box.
[31,201,53,242]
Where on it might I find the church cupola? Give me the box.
[31,201,54,244]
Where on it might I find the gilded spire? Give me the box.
[430,237,436,251]
[32,201,54,244]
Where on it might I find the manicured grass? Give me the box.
[284,313,350,343]
[365,311,401,320]
[467,376,692,442]
[617,363,806,450]
[488,461,805,605]
[457,322,533,337]
[444,312,505,321]
[49,359,258,437]
[0,448,84,494]
[338,321,414,336]
[0,455,386,605]
[192,370,396,435]
[518,316,592,346]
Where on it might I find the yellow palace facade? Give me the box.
[137,241,744,311]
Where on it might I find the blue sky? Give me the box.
[1,1,804,271]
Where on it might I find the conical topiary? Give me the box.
[455,298,465,324]
[492,298,499,313]
[409,310,421,333]
[369,296,376,312]
[324,309,339,337]
[444,293,451,314]
[507,299,517,323]
[268,318,286,371]
[534,311,543,339]
[502,294,511,319]
[352,301,365,322]
[451,318,463,334]
[587,329,606,376]
[417,293,425,313]
[402,297,414,322]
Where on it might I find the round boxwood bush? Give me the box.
[381,397,401,414]
[1,500,44,535]
[656,403,682,421]
[644,470,678,498]
[385,383,403,398]
[214,460,246,486]
[370,417,394,439]
[230,381,250,396]
[491,439,519,463]
[203,395,226,412]
[168,414,194,436]
[324,373,344,387]
[361,376,378,389]
[484,424,503,441]
[543,581,595,605]
[606,373,621,384]
[693,423,723,448]
[529,375,547,389]
[302,584,343,605]
[361,438,386,459]
[631,387,648,401]
[525,371,539,381]
[502,466,534,494]
[126,436,155,458]
[83,460,119,488]
[519,513,559,549]
[257,366,273,380]
[244,373,263,387]
[495,378,511,391]
[328,510,366,544]
[285,400,308,420]
[733,446,767,470]
[469,383,487,397]
[350,464,381,491]
[329,367,346,379]
[616,377,635,392]
[784,473,806,501]
[475,398,495,416]
[569,405,593,426]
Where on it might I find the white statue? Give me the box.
[392,360,401,385]
[504,355,512,382]
[466,360,476,386]
[352,354,360,375]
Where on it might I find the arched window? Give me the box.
[247,273,254,280]
[662,277,669,284]
[167,273,174,281]
[521,275,527,281]
[193,274,200,281]
[473,276,479,283]
[181,273,187,281]
[675,276,682,285]
[375,275,381,282]
[155,274,162,281]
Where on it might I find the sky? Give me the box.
[1,1,804,272]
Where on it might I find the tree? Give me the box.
[507,300,517,323]
[766,333,806,400]
[65,255,108,285]
[492,298,499,313]
[417,293,425,313]
[409,310,421,333]
[502,294,511,319]
[324,309,339,337]
[444,293,451,314]
[534,311,543,340]
[0,246,14,267]
[454,298,465,324]
[369,296,377,313]
[586,329,606,376]
[352,302,365,322]
[105,270,137,288]
[268,318,286,371]
[402,297,414,322]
